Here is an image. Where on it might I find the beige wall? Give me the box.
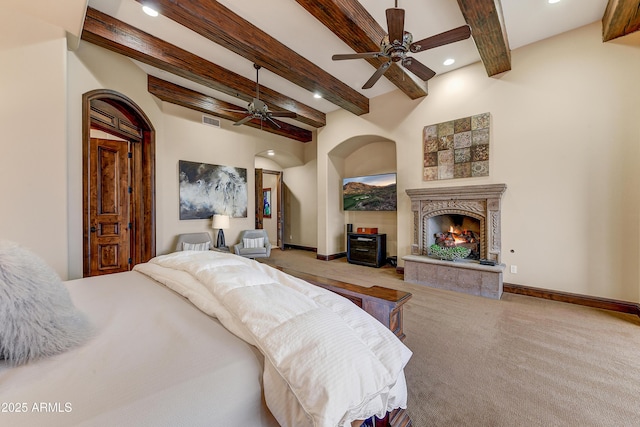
[0,8,69,277]
[67,41,168,278]
[255,157,282,246]
[319,23,640,302]
[255,146,318,249]
[284,157,318,248]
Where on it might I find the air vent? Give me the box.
[202,115,221,128]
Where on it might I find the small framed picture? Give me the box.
[263,188,271,218]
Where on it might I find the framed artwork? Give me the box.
[423,112,490,181]
[343,173,397,211]
[178,160,248,219]
[263,188,272,218]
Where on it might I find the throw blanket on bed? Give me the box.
[133,251,411,427]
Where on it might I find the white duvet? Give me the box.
[133,251,411,427]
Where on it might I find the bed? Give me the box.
[0,246,412,427]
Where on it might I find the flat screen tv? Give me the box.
[343,173,397,211]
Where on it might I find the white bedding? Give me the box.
[0,271,279,427]
[133,251,412,427]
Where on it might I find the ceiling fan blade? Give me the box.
[386,8,405,45]
[362,60,392,89]
[233,115,253,126]
[402,57,436,82]
[332,52,382,61]
[265,116,282,129]
[269,111,297,118]
[221,108,250,114]
[409,25,472,53]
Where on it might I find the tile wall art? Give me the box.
[422,112,490,181]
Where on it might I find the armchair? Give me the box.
[234,229,272,258]
[174,232,213,252]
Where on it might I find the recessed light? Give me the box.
[313,93,322,99]
[548,0,560,4]
[443,58,455,66]
[142,5,159,17]
[267,150,275,156]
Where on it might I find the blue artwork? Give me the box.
[263,188,271,218]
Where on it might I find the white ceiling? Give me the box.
[86,0,608,115]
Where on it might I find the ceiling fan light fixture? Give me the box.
[222,64,297,129]
[142,5,159,17]
[443,58,455,66]
[332,6,471,89]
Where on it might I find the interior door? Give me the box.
[255,169,284,249]
[88,138,131,275]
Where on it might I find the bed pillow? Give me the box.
[182,241,211,251]
[0,240,92,365]
[243,237,264,249]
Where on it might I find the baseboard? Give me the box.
[282,250,639,317]
[504,282,640,317]
[283,243,316,252]
[316,252,347,261]
[280,246,364,262]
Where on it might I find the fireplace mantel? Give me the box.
[406,183,507,200]
[406,183,507,262]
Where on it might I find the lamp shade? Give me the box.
[212,214,230,229]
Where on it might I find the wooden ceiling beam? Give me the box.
[457,0,511,76]
[602,0,640,42]
[135,0,369,116]
[148,76,312,143]
[295,0,428,100]
[81,7,325,129]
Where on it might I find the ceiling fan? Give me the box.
[225,64,297,128]
[332,1,472,89]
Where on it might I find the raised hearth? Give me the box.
[403,184,507,299]
[404,255,504,299]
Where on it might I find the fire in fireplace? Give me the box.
[429,214,480,260]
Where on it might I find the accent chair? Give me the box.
[174,232,213,252]
[234,229,272,259]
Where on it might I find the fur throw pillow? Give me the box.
[0,240,92,365]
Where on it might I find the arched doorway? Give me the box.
[82,89,156,277]
[255,168,284,249]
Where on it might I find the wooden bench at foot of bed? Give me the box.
[266,265,413,427]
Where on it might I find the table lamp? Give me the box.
[212,214,230,248]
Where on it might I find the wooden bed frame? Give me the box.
[266,265,413,427]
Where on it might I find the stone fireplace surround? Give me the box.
[403,184,507,299]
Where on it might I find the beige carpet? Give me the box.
[265,249,640,427]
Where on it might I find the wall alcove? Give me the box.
[327,136,397,260]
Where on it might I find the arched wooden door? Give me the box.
[82,90,156,277]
